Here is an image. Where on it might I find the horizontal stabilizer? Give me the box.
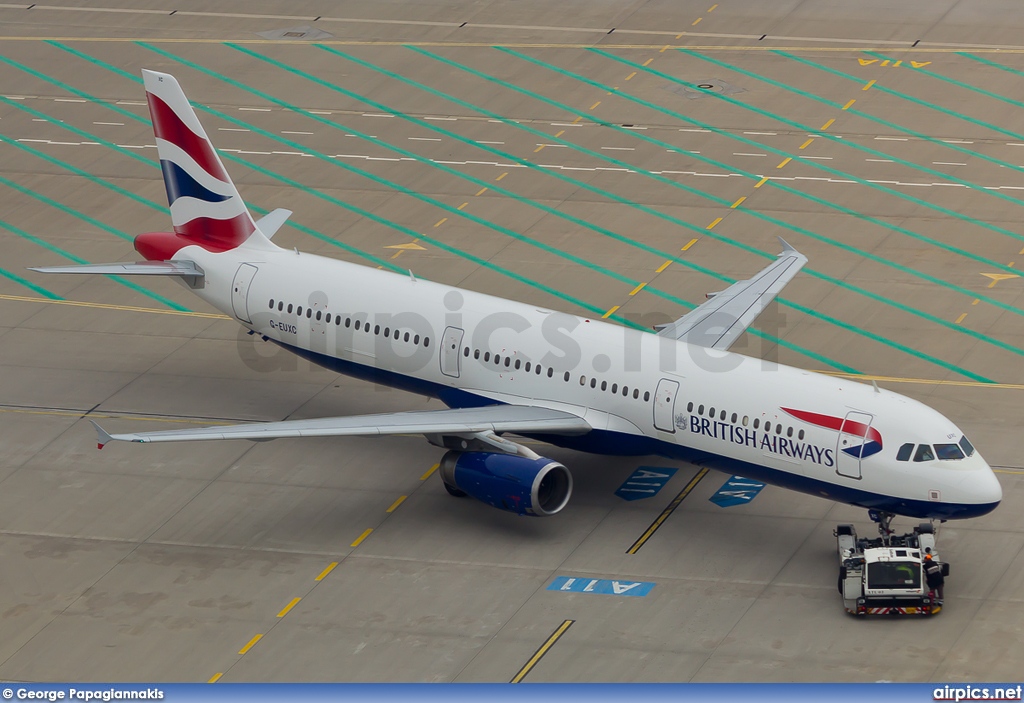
[30,260,204,280]
[90,404,591,445]
[255,208,292,239]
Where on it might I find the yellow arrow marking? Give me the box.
[858,59,879,66]
[384,242,427,250]
[981,273,1020,287]
[911,61,931,68]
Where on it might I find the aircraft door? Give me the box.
[231,263,258,324]
[835,410,874,480]
[653,378,680,433]
[440,326,465,378]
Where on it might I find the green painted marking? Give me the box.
[683,50,1024,188]
[593,48,1024,250]
[372,47,1024,355]
[943,53,1024,113]
[0,261,62,299]
[408,48,1007,380]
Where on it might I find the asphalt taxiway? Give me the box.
[1,0,1023,683]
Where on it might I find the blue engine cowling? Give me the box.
[439,451,573,517]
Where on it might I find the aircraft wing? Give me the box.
[656,238,807,350]
[91,404,591,446]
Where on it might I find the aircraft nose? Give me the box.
[960,456,1002,512]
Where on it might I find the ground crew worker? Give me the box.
[923,552,944,604]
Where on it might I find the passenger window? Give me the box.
[474,349,480,359]
[269,299,274,308]
[306,308,312,319]
[296,306,302,315]
[775,424,782,435]
[580,375,586,386]
[484,352,491,362]
[753,419,759,429]
[787,427,793,438]
[622,386,629,397]
[354,320,361,330]
[287,304,293,313]
[414,334,420,344]
[463,347,470,357]
[515,359,521,370]
[536,365,543,375]
[504,357,511,368]
[325,313,331,323]
[525,362,531,372]
[495,355,502,366]
[374,325,380,335]
[384,327,390,337]
[709,407,716,417]
[316,311,322,321]
[764,422,771,432]
[935,443,966,461]
[547,367,554,378]
[633,389,639,399]
[345,318,351,328]
[644,391,650,402]
[742,416,749,426]
[731,413,737,423]
[896,443,914,462]
[404,332,410,342]
[687,402,694,412]
[564,372,571,382]
[612,384,618,394]
[424,337,430,348]
[590,378,597,389]
[798,429,804,440]
[913,444,935,462]
[698,405,704,415]
[278,302,284,311]
[720,410,726,421]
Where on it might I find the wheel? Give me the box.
[443,481,467,498]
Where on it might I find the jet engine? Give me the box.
[438,450,573,517]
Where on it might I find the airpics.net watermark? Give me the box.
[236,291,788,384]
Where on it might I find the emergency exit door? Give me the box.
[439,326,465,378]
[835,410,874,480]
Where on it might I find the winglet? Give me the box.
[777,236,800,256]
[89,420,114,450]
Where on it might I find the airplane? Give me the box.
[31,70,1001,523]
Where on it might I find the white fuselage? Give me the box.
[176,241,1002,520]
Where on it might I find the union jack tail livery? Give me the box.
[143,69,263,255]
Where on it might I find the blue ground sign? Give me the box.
[547,576,656,597]
[614,466,678,501]
[710,475,767,508]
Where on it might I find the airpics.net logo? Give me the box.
[934,685,1024,701]
[237,292,791,380]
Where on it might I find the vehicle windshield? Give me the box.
[867,562,921,590]
[959,435,975,457]
[935,443,966,461]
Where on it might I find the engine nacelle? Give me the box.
[439,451,573,517]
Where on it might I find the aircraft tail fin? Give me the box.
[142,69,270,255]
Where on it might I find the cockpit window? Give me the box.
[935,443,966,461]
[896,443,914,462]
[959,435,975,457]
[913,444,935,462]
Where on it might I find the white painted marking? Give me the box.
[866,159,893,162]
[622,125,647,130]
[801,156,833,160]
[734,152,766,157]
[538,143,568,148]
[116,144,144,149]
[17,138,49,143]
[219,127,250,132]
[54,98,85,103]
[238,150,272,154]
[550,123,582,127]
[239,107,271,112]
[1007,143,1024,147]
[933,161,967,166]
[49,140,80,145]
[680,128,710,133]
[93,121,124,126]
[611,582,641,594]
[424,116,457,121]
[744,131,777,135]
[475,140,504,145]
[362,113,393,118]
[875,136,908,141]
[282,130,313,135]
[408,137,442,142]
[4,96,26,100]
[309,110,332,115]
[117,101,146,106]
[941,139,973,144]
[601,146,635,151]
